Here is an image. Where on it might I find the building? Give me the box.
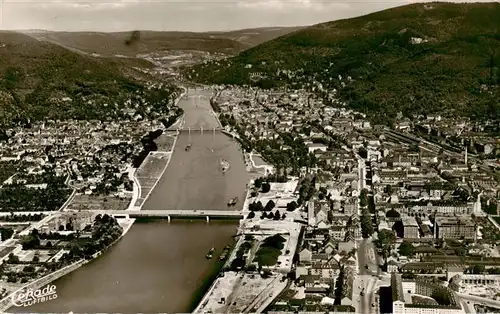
[435,216,476,240]
[402,217,420,239]
[340,266,355,306]
[391,273,464,314]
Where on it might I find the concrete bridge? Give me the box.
[180,127,222,133]
[85,209,243,222]
[167,125,223,132]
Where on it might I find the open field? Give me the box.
[134,153,171,207]
[142,130,249,211]
[67,194,131,211]
[154,135,175,152]
[252,155,267,167]
[136,153,170,178]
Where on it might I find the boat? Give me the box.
[185,144,192,151]
[227,197,239,207]
[206,247,215,259]
[220,159,230,172]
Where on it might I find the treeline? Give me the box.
[187,3,500,125]
[160,107,184,129]
[0,213,46,222]
[132,129,163,168]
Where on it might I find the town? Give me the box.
[0,47,499,314]
[0,81,182,309]
[193,84,500,314]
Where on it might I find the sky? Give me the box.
[0,0,498,32]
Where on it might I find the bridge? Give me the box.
[83,209,243,222]
[457,292,500,311]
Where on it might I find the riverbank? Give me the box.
[0,217,135,313]
[192,178,303,313]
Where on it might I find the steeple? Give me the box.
[473,192,482,215]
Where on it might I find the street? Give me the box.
[355,237,384,314]
[457,292,500,312]
[357,238,378,276]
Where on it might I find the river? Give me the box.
[13,88,248,313]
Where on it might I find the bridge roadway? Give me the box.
[457,292,500,311]
[83,209,243,221]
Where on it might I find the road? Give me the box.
[459,298,477,314]
[356,238,382,314]
[457,292,500,311]
[357,238,378,275]
[84,209,243,218]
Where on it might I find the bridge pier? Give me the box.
[167,215,171,223]
[206,216,209,223]
[201,126,203,136]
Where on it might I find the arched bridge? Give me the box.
[86,209,243,222]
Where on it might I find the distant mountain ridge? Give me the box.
[0,26,302,126]
[189,2,500,124]
[21,27,303,56]
[0,32,178,126]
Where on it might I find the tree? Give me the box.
[386,209,401,218]
[361,210,374,238]
[384,185,393,195]
[0,228,14,241]
[21,234,40,250]
[8,253,19,263]
[274,210,281,220]
[249,201,264,212]
[398,241,415,257]
[375,229,396,262]
[264,200,276,211]
[431,288,452,306]
[261,183,271,193]
[286,201,298,211]
[281,213,287,220]
[230,257,245,270]
[247,211,256,219]
[359,189,369,207]
[469,264,485,274]
[254,178,263,188]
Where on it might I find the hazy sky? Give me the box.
[1,0,498,32]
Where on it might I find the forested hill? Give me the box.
[0,32,178,126]
[188,2,500,124]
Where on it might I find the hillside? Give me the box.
[0,32,178,126]
[189,2,500,124]
[23,27,302,57]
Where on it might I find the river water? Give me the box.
[14,89,248,313]
[16,221,237,313]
